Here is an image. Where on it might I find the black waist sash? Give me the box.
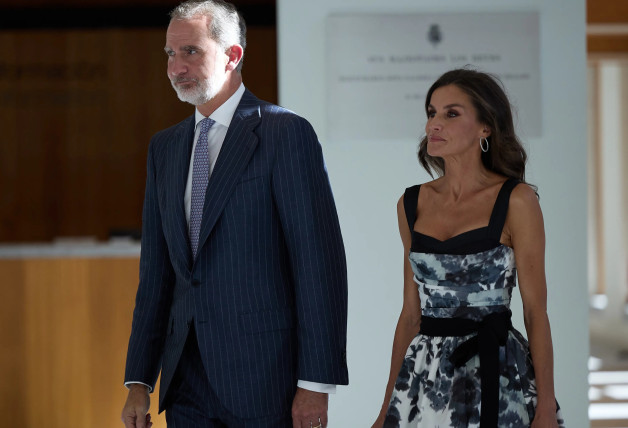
[419,310,512,427]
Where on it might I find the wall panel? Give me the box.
[278,0,589,424]
[0,25,276,242]
[0,257,167,428]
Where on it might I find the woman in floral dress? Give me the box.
[372,69,565,427]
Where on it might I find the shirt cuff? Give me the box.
[125,380,334,395]
[125,381,153,393]
[297,380,336,394]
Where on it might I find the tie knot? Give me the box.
[200,117,215,135]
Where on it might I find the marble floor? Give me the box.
[590,337,628,427]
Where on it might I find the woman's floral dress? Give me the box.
[384,179,565,427]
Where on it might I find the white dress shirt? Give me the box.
[127,83,335,395]
[183,83,245,224]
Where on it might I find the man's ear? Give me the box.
[226,44,243,71]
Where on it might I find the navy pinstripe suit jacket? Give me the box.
[124,89,348,418]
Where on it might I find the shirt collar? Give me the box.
[194,82,246,128]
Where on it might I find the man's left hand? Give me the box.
[291,387,328,428]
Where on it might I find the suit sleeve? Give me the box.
[124,139,176,390]
[271,114,349,386]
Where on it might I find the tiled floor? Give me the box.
[590,338,628,427]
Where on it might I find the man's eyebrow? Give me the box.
[163,45,202,53]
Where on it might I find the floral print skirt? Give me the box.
[384,329,565,427]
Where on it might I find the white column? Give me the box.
[590,62,628,344]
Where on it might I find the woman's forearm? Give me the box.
[379,312,421,411]
[524,310,557,410]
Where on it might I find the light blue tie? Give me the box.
[190,117,215,259]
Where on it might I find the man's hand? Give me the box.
[291,387,328,428]
[121,384,153,428]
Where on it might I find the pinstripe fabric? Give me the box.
[124,90,348,419]
[166,326,293,427]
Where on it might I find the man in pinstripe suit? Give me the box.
[120,1,348,427]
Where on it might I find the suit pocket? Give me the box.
[236,174,264,186]
[238,308,295,335]
[165,315,189,346]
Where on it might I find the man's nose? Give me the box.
[168,57,187,77]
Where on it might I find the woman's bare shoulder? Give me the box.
[510,182,540,210]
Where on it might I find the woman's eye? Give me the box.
[447,111,458,118]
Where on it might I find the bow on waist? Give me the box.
[419,310,512,427]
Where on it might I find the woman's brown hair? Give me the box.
[418,68,533,189]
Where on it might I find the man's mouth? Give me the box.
[173,77,197,86]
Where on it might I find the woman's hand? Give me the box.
[531,407,559,428]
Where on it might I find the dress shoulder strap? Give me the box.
[403,185,421,232]
[487,178,521,240]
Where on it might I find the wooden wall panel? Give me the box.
[0,29,186,242]
[0,257,167,428]
[0,260,26,424]
[588,0,628,23]
[587,0,628,53]
[0,25,276,242]
[2,0,271,6]
[242,27,278,105]
[588,34,628,53]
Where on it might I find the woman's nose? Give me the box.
[428,120,442,132]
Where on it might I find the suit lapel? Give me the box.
[170,116,196,265]
[195,91,261,257]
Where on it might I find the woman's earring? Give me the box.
[480,137,489,153]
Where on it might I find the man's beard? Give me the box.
[170,72,226,106]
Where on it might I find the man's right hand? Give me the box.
[121,384,153,428]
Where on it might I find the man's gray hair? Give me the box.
[170,0,247,72]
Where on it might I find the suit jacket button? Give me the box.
[192,279,200,287]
